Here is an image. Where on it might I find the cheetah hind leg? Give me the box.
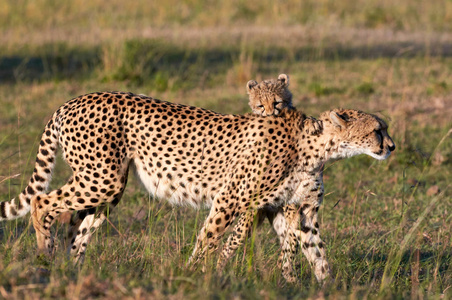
[31,195,57,257]
[31,182,79,257]
[31,165,128,261]
[67,185,126,265]
[67,207,108,265]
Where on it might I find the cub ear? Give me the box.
[277,74,289,86]
[246,80,258,93]
[330,111,348,129]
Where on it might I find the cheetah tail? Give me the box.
[0,115,60,221]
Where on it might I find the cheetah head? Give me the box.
[247,74,293,116]
[328,109,396,160]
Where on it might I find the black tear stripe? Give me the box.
[0,202,7,218]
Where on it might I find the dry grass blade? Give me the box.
[0,174,21,185]
[380,187,449,292]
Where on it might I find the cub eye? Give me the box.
[257,105,264,109]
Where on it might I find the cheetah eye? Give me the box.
[257,105,264,110]
[375,129,383,141]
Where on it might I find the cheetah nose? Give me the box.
[388,144,395,152]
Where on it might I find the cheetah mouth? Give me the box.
[372,134,393,160]
[372,147,392,160]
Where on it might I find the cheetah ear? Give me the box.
[330,112,348,129]
[277,74,289,86]
[246,80,258,93]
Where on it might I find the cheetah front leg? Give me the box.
[216,205,303,283]
[268,170,330,283]
[189,200,238,270]
[287,171,330,283]
[217,206,298,281]
[296,203,330,283]
[270,205,330,283]
[265,205,300,283]
[215,205,308,283]
[216,210,263,272]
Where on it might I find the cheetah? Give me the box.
[247,73,294,117]
[243,73,324,280]
[247,74,322,135]
[0,92,395,283]
[216,108,395,282]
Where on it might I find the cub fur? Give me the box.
[247,73,293,116]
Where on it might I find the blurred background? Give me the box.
[0,1,451,298]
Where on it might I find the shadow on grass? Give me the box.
[1,39,452,84]
[341,247,451,289]
[0,44,101,83]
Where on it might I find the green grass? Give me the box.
[1,0,452,31]
[1,1,452,299]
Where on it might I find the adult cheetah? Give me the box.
[0,92,395,283]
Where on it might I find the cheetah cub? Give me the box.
[247,73,293,117]
[247,74,321,134]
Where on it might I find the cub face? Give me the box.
[247,74,293,116]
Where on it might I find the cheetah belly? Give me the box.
[133,159,213,209]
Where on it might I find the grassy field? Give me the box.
[0,1,451,299]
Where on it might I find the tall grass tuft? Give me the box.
[380,129,452,293]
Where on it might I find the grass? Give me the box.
[0,1,452,299]
[1,0,452,32]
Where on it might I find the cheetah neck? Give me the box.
[296,114,348,171]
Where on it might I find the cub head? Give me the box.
[327,109,395,160]
[246,74,293,117]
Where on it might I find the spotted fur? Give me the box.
[240,74,324,281]
[0,92,395,283]
[216,108,395,282]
